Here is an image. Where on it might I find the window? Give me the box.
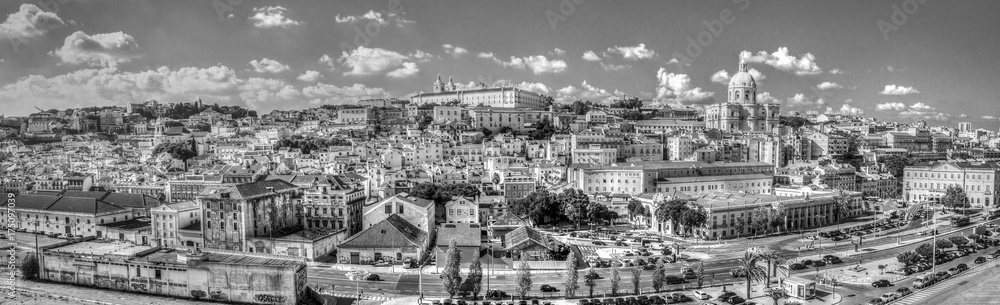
[385,205,392,214]
[137,269,141,277]
[398,204,404,214]
[155,269,161,279]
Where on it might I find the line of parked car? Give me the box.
[867,243,1000,304]
[819,219,907,241]
[787,254,843,271]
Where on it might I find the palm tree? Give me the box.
[757,252,786,288]
[733,251,768,299]
[763,287,788,305]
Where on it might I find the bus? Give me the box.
[951,216,970,227]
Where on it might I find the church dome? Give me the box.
[728,60,756,89]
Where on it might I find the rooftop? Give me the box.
[49,240,154,256]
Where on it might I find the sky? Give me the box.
[0,0,998,130]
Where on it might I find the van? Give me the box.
[913,273,935,289]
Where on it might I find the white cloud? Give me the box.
[516,81,551,94]
[909,102,934,110]
[806,110,820,116]
[710,70,730,84]
[319,54,336,71]
[302,82,390,103]
[555,80,621,104]
[958,113,967,118]
[655,68,714,106]
[338,46,420,77]
[784,94,825,106]
[607,43,656,60]
[829,69,844,74]
[52,31,142,67]
[982,115,997,120]
[249,6,300,29]
[0,4,65,40]
[826,104,863,116]
[739,47,822,75]
[843,99,854,104]
[248,58,289,74]
[900,109,950,121]
[876,102,906,111]
[550,48,566,56]
[582,50,602,61]
[408,50,434,62]
[386,62,419,78]
[482,54,567,74]
[756,92,777,103]
[816,82,843,90]
[296,70,322,82]
[711,68,764,84]
[477,52,494,59]
[880,84,919,95]
[334,10,413,27]
[442,44,467,57]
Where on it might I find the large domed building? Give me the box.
[705,60,780,133]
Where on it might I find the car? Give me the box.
[577,300,590,305]
[643,264,657,270]
[822,255,838,261]
[671,293,690,302]
[593,240,607,245]
[957,263,968,271]
[813,261,827,267]
[741,302,757,305]
[365,274,381,281]
[540,285,559,292]
[485,290,509,299]
[872,279,892,287]
[827,257,843,264]
[716,291,736,302]
[725,296,745,304]
[896,287,912,296]
[665,276,685,285]
[936,271,951,280]
[880,292,898,302]
[867,298,886,305]
[976,256,988,264]
[585,273,603,280]
[789,263,807,270]
[692,291,711,300]
[402,259,417,269]
[802,259,813,266]
[947,268,960,276]
[615,241,628,246]
[373,261,390,267]
[991,251,1000,259]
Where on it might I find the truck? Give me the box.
[913,273,936,289]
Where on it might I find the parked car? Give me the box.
[593,240,607,246]
[373,261,390,267]
[867,298,886,305]
[692,291,711,300]
[402,259,417,269]
[827,257,843,264]
[585,273,603,280]
[615,240,628,246]
[935,271,951,280]
[813,261,827,267]
[872,279,892,287]
[957,263,968,272]
[485,290,509,299]
[671,293,689,302]
[880,292,898,302]
[716,291,736,301]
[896,287,911,297]
[665,276,685,285]
[789,263,807,270]
[365,274,381,281]
[725,296,745,304]
[947,268,960,276]
[976,256,988,264]
[540,285,559,292]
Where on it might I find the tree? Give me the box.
[564,252,580,298]
[21,253,39,281]
[734,251,768,299]
[681,207,709,237]
[696,261,705,288]
[585,268,598,297]
[897,251,919,266]
[763,287,788,305]
[941,185,970,212]
[734,215,747,237]
[656,199,690,235]
[443,239,464,297]
[610,265,621,296]
[949,236,969,247]
[610,97,643,109]
[515,255,533,299]
[652,260,666,292]
[627,200,646,223]
[935,239,954,250]
[481,127,493,138]
[571,100,591,115]
[561,189,590,226]
[152,142,197,162]
[466,251,484,299]
[881,155,914,177]
[758,252,783,288]
[498,126,514,134]
[778,116,811,129]
[915,243,934,258]
[631,267,642,295]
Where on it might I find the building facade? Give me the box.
[705,60,780,133]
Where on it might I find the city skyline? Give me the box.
[0,0,999,130]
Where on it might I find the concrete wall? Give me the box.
[40,252,305,305]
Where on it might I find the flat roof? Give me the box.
[50,240,154,256]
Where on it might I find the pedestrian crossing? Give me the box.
[326,293,395,301]
[893,266,993,305]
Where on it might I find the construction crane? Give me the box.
[34,106,44,112]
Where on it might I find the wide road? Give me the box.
[308,216,999,299]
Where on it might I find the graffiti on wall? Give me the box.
[131,283,148,292]
[191,290,206,299]
[229,271,250,290]
[209,290,228,301]
[114,280,128,290]
[254,294,287,304]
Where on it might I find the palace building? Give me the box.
[409,75,547,110]
[705,60,780,134]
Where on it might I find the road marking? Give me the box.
[893,266,993,305]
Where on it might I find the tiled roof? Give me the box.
[338,214,427,249]
[436,223,481,247]
[98,218,152,230]
[503,226,553,251]
[14,193,128,215]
